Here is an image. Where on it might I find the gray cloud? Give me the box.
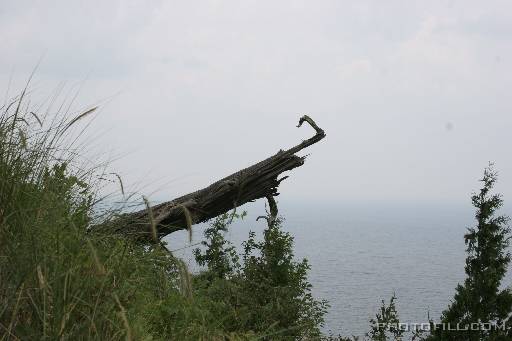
[1,0,511,206]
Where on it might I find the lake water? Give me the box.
[165,201,512,338]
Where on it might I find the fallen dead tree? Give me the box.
[100,115,325,242]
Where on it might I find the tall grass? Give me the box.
[0,87,255,340]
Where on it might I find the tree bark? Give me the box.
[101,115,325,242]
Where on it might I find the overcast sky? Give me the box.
[1,0,511,207]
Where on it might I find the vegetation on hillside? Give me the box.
[1,88,511,340]
[0,90,328,340]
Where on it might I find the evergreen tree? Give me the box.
[429,165,512,341]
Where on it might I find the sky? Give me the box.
[1,0,511,208]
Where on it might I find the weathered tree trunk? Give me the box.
[101,115,325,242]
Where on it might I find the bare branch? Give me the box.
[94,115,326,242]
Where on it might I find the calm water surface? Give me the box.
[166,201,512,338]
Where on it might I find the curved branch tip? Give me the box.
[297,115,324,136]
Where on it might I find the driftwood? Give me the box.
[106,115,325,242]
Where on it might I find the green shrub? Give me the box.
[194,213,328,340]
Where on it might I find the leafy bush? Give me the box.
[193,213,328,340]
[193,212,243,281]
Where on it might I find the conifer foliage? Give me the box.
[429,165,512,340]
